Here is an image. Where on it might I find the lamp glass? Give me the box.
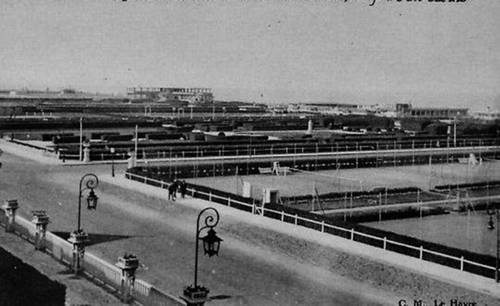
[201,229,222,257]
[87,189,99,210]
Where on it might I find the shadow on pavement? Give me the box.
[210,295,232,301]
[52,231,132,246]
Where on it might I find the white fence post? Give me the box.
[295,214,298,225]
[460,256,464,271]
[228,198,231,207]
[281,211,284,222]
[383,237,387,250]
[351,228,354,241]
[321,221,325,233]
[419,246,424,260]
[209,192,212,202]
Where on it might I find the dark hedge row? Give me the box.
[434,181,500,191]
[0,117,163,131]
[133,151,498,180]
[3,103,267,115]
[331,206,449,223]
[61,135,499,162]
[281,186,422,202]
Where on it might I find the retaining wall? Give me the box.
[0,210,183,306]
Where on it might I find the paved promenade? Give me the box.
[106,173,500,301]
[2,138,500,305]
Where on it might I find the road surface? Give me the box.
[1,144,499,305]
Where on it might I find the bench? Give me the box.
[258,167,274,175]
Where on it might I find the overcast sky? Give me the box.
[0,0,498,108]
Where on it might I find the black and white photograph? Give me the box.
[0,0,499,305]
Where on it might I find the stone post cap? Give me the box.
[182,285,210,303]
[31,211,50,225]
[2,199,19,210]
[116,253,139,270]
[68,229,89,244]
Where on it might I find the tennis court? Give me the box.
[187,160,500,199]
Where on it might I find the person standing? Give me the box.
[180,180,187,199]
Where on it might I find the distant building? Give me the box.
[0,88,102,101]
[472,108,500,121]
[288,103,359,115]
[395,103,468,119]
[395,103,412,114]
[127,87,213,104]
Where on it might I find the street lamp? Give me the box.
[110,147,116,177]
[77,173,99,231]
[69,173,99,274]
[105,146,116,177]
[486,204,500,282]
[182,207,223,306]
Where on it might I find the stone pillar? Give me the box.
[68,230,89,275]
[83,142,91,163]
[116,253,139,303]
[182,285,210,306]
[2,199,19,233]
[32,211,50,251]
[127,151,136,169]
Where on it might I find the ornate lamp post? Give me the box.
[68,173,99,275]
[182,207,223,306]
[487,204,500,282]
[111,147,116,177]
[107,147,116,177]
[76,174,99,231]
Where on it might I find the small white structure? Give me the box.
[272,162,291,176]
[306,120,313,135]
[243,181,252,198]
[262,188,279,204]
[458,153,482,165]
[258,167,274,175]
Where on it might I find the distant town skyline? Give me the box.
[0,1,498,110]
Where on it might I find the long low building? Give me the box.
[396,103,468,119]
[127,87,214,104]
[287,102,360,115]
[472,108,500,121]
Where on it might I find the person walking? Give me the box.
[180,180,187,199]
[168,181,178,201]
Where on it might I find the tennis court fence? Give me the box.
[126,169,500,282]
